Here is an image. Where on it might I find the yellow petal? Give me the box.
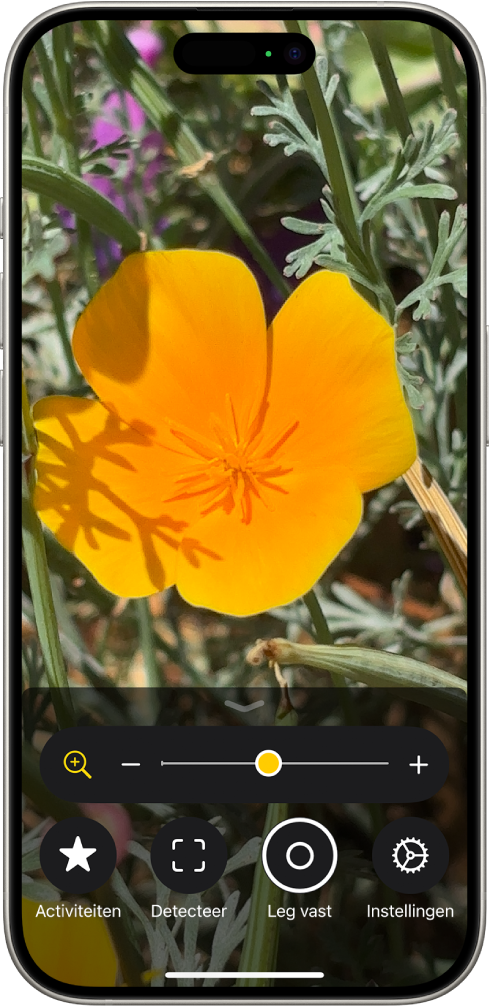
[176,464,362,616]
[33,396,200,597]
[265,271,417,491]
[22,898,117,986]
[72,249,268,447]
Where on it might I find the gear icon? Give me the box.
[392,837,429,873]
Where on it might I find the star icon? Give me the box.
[59,835,97,872]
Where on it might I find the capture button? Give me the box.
[151,817,227,894]
[262,817,337,893]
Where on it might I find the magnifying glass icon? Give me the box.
[63,750,92,779]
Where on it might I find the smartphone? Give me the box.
[5,4,484,1003]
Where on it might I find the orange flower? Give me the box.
[33,250,416,616]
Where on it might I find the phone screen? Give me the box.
[11,8,480,1001]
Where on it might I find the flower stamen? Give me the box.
[163,397,299,523]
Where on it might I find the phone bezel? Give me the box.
[4,4,485,1004]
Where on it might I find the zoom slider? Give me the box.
[40,726,448,803]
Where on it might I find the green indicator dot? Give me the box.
[265,50,272,57]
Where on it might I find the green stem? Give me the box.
[63,24,99,298]
[430,28,467,158]
[22,378,37,459]
[300,68,359,255]
[22,378,74,727]
[23,68,50,217]
[75,217,98,298]
[358,22,411,141]
[290,20,360,221]
[359,20,461,344]
[303,588,333,644]
[303,589,358,726]
[83,20,290,300]
[284,20,368,276]
[23,64,82,384]
[46,279,81,386]
[430,28,467,208]
[34,34,98,299]
[135,598,160,687]
[285,20,393,318]
[235,802,287,987]
[52,24,72,124]
[34,38,70,141]
[23,67,43,151]
[200,175,290,297]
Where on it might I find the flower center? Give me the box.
[164,394,298,524]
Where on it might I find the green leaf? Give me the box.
[360,183,457,224]
[404,110,458,181]
[86,163,115,177]
[224,837,261,876]
[205,892,250,986]
[281,216,325,235]
[450,266,467,298]
[22,876,61,902]
[263,123,315,160]
[395,205,467,321]
[356,165,391,202]
[22,155,141,253]
[284,229,344,280]
[424,204,467,279]
[80,137,129,164]
[324,72,340,107]
[396,331,418,353]
[32,80,52,122]
[256,639,467,694]
[313,254,383,294]
[22,848,41,873]
[398,266,467,320]
[404,380,425,409]
[251,79,327,176]
[22,228,69,284]
[235,803,287,987]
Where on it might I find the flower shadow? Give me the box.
[34,399,221,592]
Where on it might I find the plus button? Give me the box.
[409,755,428,774]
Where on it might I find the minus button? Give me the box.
[121,762,141,766]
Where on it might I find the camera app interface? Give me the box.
[18,13,470,998]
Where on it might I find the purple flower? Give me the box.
[84,25,166,274]
[92,25,163,147]
[127,25,163,68]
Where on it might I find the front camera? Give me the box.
[284,44,305,65]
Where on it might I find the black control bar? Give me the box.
[40,726,448,802]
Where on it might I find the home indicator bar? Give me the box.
[165,972,325,979]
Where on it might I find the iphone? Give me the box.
[5,5,484,1003]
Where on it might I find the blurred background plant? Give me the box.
[20,17,468,990]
